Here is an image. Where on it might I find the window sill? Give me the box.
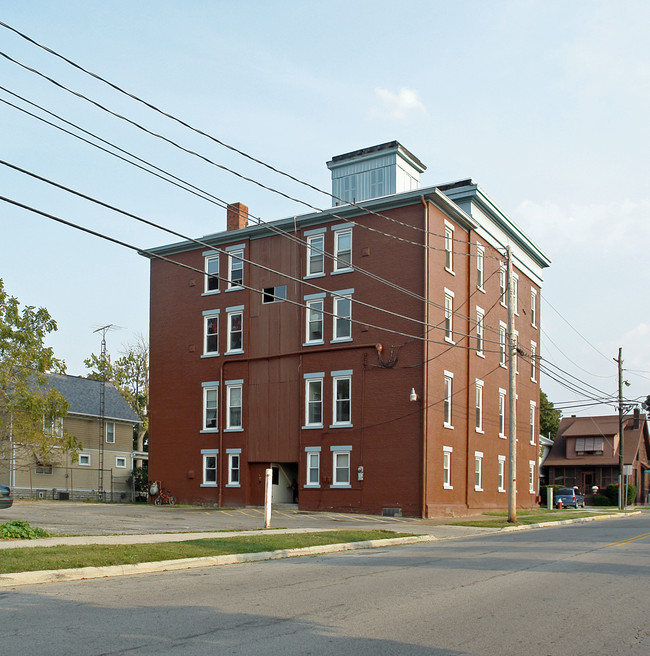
[200,429,219,434]
[477,286,486,294]
[498,434,507,440]
[476,351,485,359]
[445,267,455,276]
[500,363,507,369]
[474,487,483,492]
[224,428,243,433]
[330,337,353,344]
[443,484,453,490]
[475,429,484,435]
[304,484,321,489]
[225,286,244,292]
[225,484,240,488]
[498,488,506,493]
[443,423,454,430]
[225,349,244,356]
[330,484,351,489]
[200,483,218,488]
[331,268,353,276]
[444,337,455,345]
[304,273,326,280]
[302,425,323,430]
[201,353,220,358]
[303,341,324,347]
[330,423,353,429]
[201,290,220,296]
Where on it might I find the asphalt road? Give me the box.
[2,513,648,655]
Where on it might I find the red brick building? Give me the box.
[144,142,550,516]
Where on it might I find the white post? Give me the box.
[264,468,273,529]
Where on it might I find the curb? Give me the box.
[500,510,640,532]
[0,534,436,588]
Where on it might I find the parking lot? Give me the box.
[1,500,428,536]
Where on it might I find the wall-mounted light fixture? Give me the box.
[409,388,418,402]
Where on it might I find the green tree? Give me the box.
[84,336,148,452]
[0,279,79,470]
[540,390,562,440]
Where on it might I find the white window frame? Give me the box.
[498,455,506,492]
[331,446,351,487]
[79,453,91,466]
[226,381,243,431]
[203,310,219,356]
[226,307,244,354]
[444,289,454,343]
[105,421,115,444]
[530,341,537,382]
[304,374,324,428]
[444,222,454,273]
[331,372,352,427]
[204,253,220,294]
[499,322,507,367]
[262,285,287,304]
[333,226,352,273]
[227,249,244,289]
[476,244,485,291]
[306,232,325,277]
[499,262,507,307]
[332,291,352,342]
[443,371,453,429]
[202,382,219,432]
[476,307,485,357]
[304,295,324,345]
[305,447,321,488]
[443,446,453,489]
[115,456,127,469]
[530,401,537,445]
[498,388,507,438]
[531,288,537,328]
[474,451,483,492]
[475,379,484,434]
[529,460,536,494]
[201,449,218,486]
[227,450,241,487]
[512,273,519,316]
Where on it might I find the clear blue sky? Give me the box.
[2,1,649,417]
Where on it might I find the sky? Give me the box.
[1,0,649,420]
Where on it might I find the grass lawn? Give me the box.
[0,530,413,574]
[452,508,624,528]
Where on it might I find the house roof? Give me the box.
[43,373,140,424]
[544,414,648,467]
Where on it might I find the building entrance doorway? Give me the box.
[582,471,594,494]
[270,462,299,504]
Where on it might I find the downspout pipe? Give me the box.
[420,196,429,518]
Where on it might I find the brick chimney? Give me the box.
[227,202,248,231]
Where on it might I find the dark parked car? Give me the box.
[554,487,584,508]
[0,484,13,509]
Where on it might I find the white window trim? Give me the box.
[476,243,485,292]
[499,262,507,307]
[201,382,219,433]
[105,421,115,444]
[331,291,353,343]
[304,296,325,345]
[226,307,244,354]
[331,446,352,488]
[201,448,219,487]
[225,381,243,431]
[476,307,485,357]
[498,388,507,439]
[203,252,220,295]
[474,451,484,492]
[531,288,538,328]
[530,341,537,382]
[498,455,506,492]
[530,401,537,445]
[443,446,453,490]
[79,453,91,466]
[444,288,455,344]
[305,232,326,278]
[226,449,241,487]
[443,371,454,429]
[332,226,353,273]
[512,273,519,316]
[115,456,127,469]
[475,379,484,434]
[444,221,455,274]
[202,310,220,357]
[331,371,352,428]
[227,248,244,290]
[529,460,536,494]
[305,446,321,488]
[303,373,324,429]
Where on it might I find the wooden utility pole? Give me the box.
[507,245,517,523]
[616,348,625,511]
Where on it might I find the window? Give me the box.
[226,307,244,353]
[474,452,483,491]
[79,453,91,466]
[304,297,324,344]
[529,461,536,494]
[227,249,244,289]
[332,292,352,341]
[44,415,64,438]
[228,451,241,486]
[498,456,506,492]
[202,450,218,486]
[444,223,454,272]
[35,465,53,475]
[304,374,323,427]
[443,372,453,428]
[332,373,352,426]
[499,323,507,367]
[444,289,454,343]
[226,382,243,430]
[499,263,507,306]
[476,308,485,356]
[499,389,506,438]
[106,422,115,444]
[204,254,219,293]
[476,244,484,290]
[530,341,537,381]
[512,274,519,315]
[331,447,351,486]
[262,285,287,304]
[305,447,321,487]
[531,289,537,327]
[443,446,453,489]
[370,168,385,198]
[575,436,604,454]
[116,456,127,468]
[203,311,219,355]
[475,379,484,433]
[306,233,325,277]
[333,227,352,272]
[202,384,219,430]
[530,402,536,444]
[514,331,519,374]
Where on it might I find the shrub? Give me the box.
[605,483,638,506]
[0,520,50,539]
[592,494,613,506]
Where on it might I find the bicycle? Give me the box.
[149,480,177,505]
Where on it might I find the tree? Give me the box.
[540,390,562,440]
[0,279,79,470]
[84,336,148,452]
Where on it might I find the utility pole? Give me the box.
[507,245,517,523]
[616,347,625,511]
[94,324,113,501]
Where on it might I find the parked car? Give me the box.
[0,484,13,509]
[554,487,584,508]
